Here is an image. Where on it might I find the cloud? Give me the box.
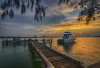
[0,10,3,14]
[0,0,100,37]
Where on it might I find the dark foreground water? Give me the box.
[0,39,33,68]
[45,37,100,67]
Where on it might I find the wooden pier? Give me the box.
[31,40,84,68]
[2,39,84,68]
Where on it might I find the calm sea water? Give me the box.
[46,37,100,67]
[0,37,100,68]
[0,39,33,68]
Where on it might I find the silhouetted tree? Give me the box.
[0,0,45,22]
[0,0,100,23]
[58,0,100,24]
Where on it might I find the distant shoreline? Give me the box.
[0,36,100,38]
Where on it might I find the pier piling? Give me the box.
[31,41,84,68]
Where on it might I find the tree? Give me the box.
[58,0,100,24]
[0,0,45,22]
[0,0,100,23]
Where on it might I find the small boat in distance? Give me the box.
[57,32,75,43]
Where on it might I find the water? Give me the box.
[0,37,100,68]
[0,39,33,68]
[46,37,100,67]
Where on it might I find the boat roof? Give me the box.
[64,32,71,33]
[13,37,21,39]
[64,32,72,35]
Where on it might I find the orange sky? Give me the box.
[43,17,100,36]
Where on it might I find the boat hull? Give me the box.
[64,38,75,43]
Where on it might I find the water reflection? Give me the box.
[0,39,33,68]
[57,42,76,52]
[48,37,100,67]
[1,41,27,51]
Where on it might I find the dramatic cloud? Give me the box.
[0,0,100,37]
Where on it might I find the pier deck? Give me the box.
[32,41,84,68]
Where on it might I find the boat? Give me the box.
[57,32,75,43]
[13,37,21,41]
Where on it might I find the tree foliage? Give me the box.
[0,0,100,23]
[58,0,100,24]
[0,0,45,22]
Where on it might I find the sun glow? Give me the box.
[49,17,100,31]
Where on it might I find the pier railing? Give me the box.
[32,41,84,68]
[35,46,54,68]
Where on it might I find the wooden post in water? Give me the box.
[43,38,46,45]
[50,38,52,48]
[24,38,27,45]
[49,38,52,48]
[6,39,9,45]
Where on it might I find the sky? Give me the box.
[0,0,100,37]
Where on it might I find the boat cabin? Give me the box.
[63,32,72,39]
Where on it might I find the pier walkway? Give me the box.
[32,41,84,68]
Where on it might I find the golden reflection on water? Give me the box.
[49,37,100,67]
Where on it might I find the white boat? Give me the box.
[57,32,75,43]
